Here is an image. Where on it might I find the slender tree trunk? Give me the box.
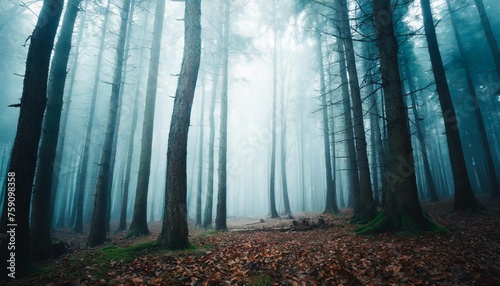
[215,0,230,230]
[106,0,136,232]
[358,0,438,234]
[195,73,205,227]
[269,0,279,219]
[338,0,376,222]
[328,72,338,210]
[31,0,81,262]
[280,79,291,216]
[128,0,165,237]
[0,0,63,278]
[299,103,306,212]
[203,64,219,228]
[117,8,150,232]
[420,0,482,211]
[158,0,201,248]
[315,31,338,214]
[404,65,439,202]
[447,0,500,198]
[74,0,112,234]
[410,94,439,201]
[367,74,381,206]
[88,0,132,247]
[335,36,360,210]
[56,171,71,228]
[51,0,89,229]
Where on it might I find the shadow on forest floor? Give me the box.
[6,197,500,285]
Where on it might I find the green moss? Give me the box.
[126,226,151,239]
[356,209,447,236]
[98,242,155,262]
[356,209,387,235]
[249,274,274,286]
[89,242,158,278]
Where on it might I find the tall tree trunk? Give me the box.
[203,63,219,228]
[269,0,279,219]
[358,0,439,234]
[447,0,500,198]
[56,171,71,228]
[128,0,165,237]
[338,0,376,222]
[328,72,338,210]
[158,0,201,248]
[195,73,205,227]
[280,78,291,216]
[315,31,338,214]
[31,0,81,262]
[299,102,306,212]
[74,0,112,234]
[367,72,381,206]
[87,0,132,247]
[215,0,230,230]
[420,0,482,211]
[107,0,137,233]
[404,65,439,202]
[51,0,89,229]
[335,35,360,210]
[0,0,63,278]
[117,11,149,232]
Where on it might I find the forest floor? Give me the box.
[7,197,500,286]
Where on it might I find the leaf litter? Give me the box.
[9,198,500,285]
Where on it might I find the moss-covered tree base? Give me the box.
[350,210,378,225]
[127,224,150,238]
[356,209,446,236]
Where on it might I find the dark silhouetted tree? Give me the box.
[0,0,63,278]
[420,0,482,211]
[30,0,81,262]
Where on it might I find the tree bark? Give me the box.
[215,0,230,230]
[269,0,279,219]
[117,9,150,232]
[0,0,63,278]
[50,0,89,230]
[128,0,165,237]
[87,0,132,247]
[280,69,291,216]
[31,0,81,262]
[195,73,205,227]
[338,0,376,222]
[335,33,360,210]
[158,0,201,248]
[420,0,482,211]
[203,64,219,228]
[315,31,338,214]
[358,0,438,234]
